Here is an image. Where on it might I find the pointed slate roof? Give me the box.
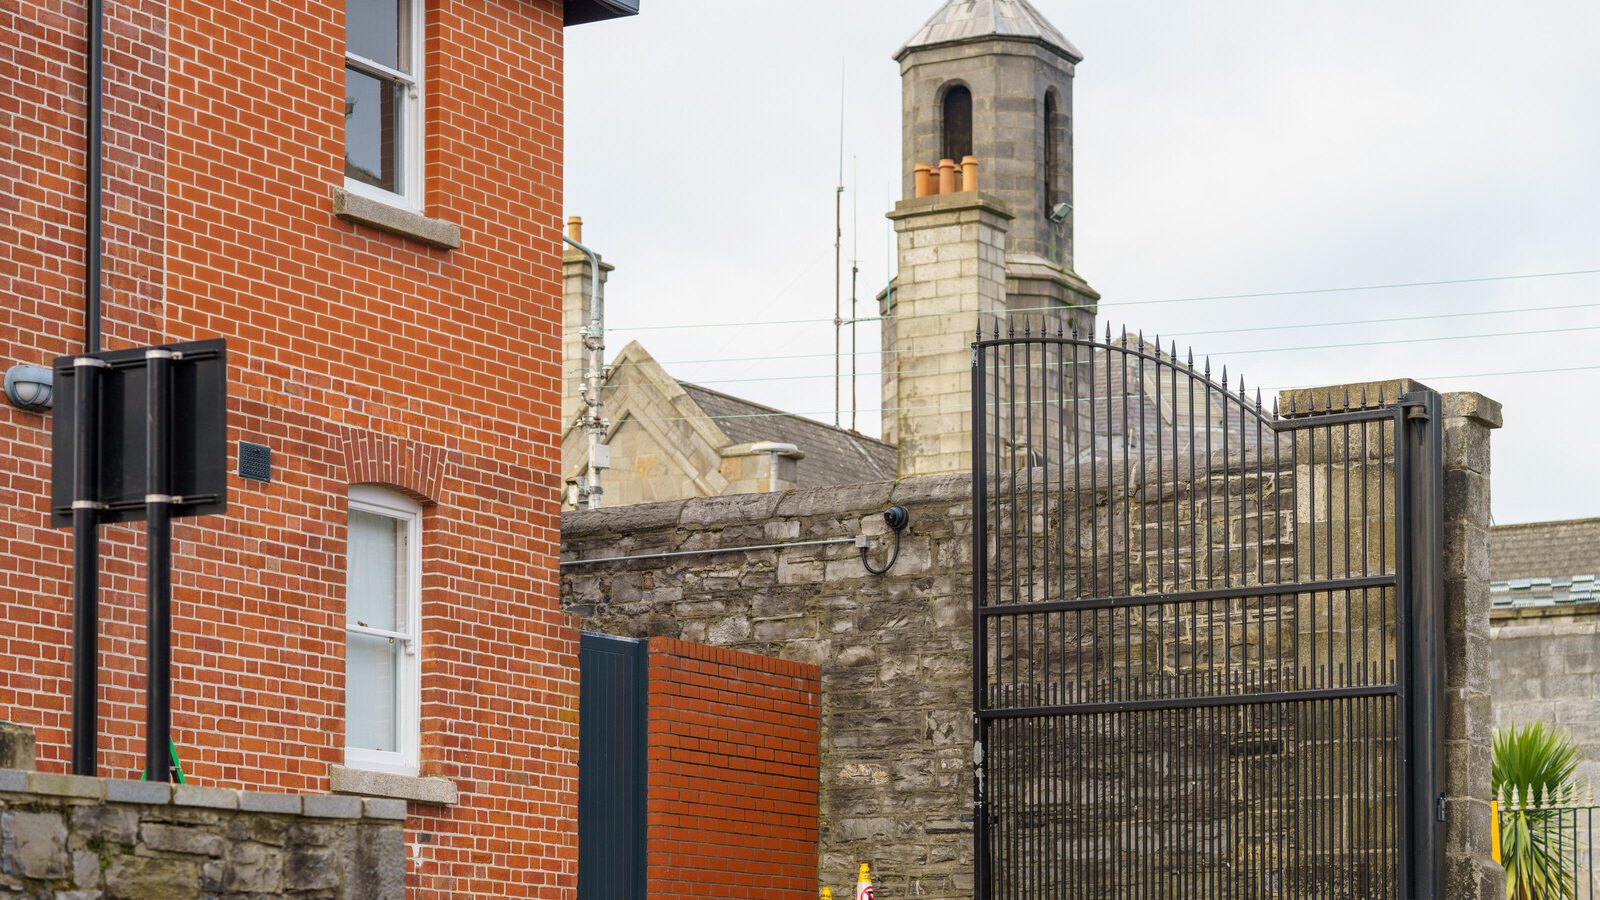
[897,0,1082,62]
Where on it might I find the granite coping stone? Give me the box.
[27,772,103,800]
[174,784,238,810]
[104,779,172,805]
[0,768,397,820]
[303,794,364,819]
[239,791,303,815]
[363,798,409,821]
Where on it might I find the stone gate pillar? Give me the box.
[1440,391,1505,898]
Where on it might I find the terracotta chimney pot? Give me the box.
[566,216,583,243]
[913,163,933,199]
[938,159,957,196]
[961,156,979,192]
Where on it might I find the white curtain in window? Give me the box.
[346,508,405,753]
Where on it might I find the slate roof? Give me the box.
[1491,518,1600,583]
[679,383,899,489]
[898,0,1082,61]
[1490,518,1600,611]
[1492,575,1600,611]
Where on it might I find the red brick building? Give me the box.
[2,0,635,894]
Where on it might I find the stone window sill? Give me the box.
[332,187,462,250]
[329,763,457,806]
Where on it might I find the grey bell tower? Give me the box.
[896,0,1097,317]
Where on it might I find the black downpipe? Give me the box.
[71,0,106,777]
[85,0,103,355]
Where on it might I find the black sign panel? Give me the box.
[51,338,228,526]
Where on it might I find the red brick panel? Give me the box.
[1,0,575,895]
[644,637,821,900]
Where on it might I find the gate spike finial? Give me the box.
[1361,385,1369,409]
[1007,317,1015,338]
[1342,386,1351,412]
[1024,317,1031,337]
[1255,386,1263,410]
[1289,393,1297,416]
[1271,395,1279,417]
[1105,321,1112,345]
[1204,356,1211,377]
[1239,375,1247,400]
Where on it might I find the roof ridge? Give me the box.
[677,381,898,450]
[1493,517,1600,531]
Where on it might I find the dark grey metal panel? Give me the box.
[578,632,646,900]
[565,0,639,27]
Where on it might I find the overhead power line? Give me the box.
[593,321,1600,392]
[603,266,1600,333]
[588,363,1600,431]
[576,299,1600,374]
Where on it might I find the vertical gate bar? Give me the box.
[1343,402,1354,888]
[1155,345,1166,702]
[1009,341,1020,694]
[1073,337,1083,601]
[1089,336,1099,599]
[1121,346,1133,604]
[1393,402,1410,899]
[1361,415,1373,893]
[1057,334,1069,708]
[1025,338,1036,682]
[971,336,989,900]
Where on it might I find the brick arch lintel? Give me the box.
[336,426,457,506]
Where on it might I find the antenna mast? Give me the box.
[850,156,859,432]
[833,63,845,428]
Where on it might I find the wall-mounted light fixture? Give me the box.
[1048,201,1073,226]
[4,364,53,413]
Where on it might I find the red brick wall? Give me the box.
[644,637,821,899]
[1,0,575,896]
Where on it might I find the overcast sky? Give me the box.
[567,0,1600,525]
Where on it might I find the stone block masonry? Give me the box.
[562,386,1503,899]
[0,769,403,897]
[645,638,820,900]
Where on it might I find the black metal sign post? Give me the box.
[144,348,174,783]
[52,338,227,782]
[70,357,106,776]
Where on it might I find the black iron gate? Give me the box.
[971,326,1443,898]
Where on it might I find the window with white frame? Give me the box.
[344,485,421,774]
[344,0,423,207]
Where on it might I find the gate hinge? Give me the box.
[1436,794,1447,822]
[1397,393,1431,421]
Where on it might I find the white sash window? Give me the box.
[344,485,422,774]
[344,0,423,208]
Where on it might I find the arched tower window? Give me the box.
[942,85,972,161]
[1043,90,1059,212]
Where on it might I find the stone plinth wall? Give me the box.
[561,388,1502,899]
[1489,608,1600,784]
[565,477,976,897]
[0,769,404,897]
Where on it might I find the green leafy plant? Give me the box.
[1493,722,1582,900]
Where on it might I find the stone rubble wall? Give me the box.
[0,766,404,899]
[560,387,1502,899]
